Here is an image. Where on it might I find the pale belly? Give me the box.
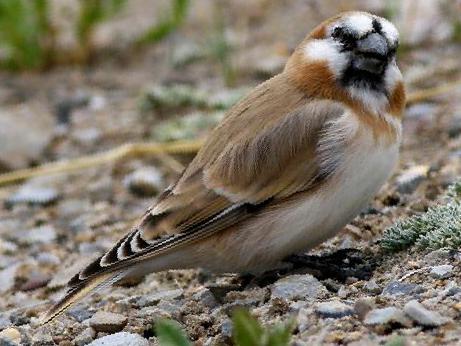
[189,136,399,273]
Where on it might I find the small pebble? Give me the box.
[20,272,51,291]
[15,225,57,245]
[0,264,19,293]
[207,283,241,303]
[87,332,149,346]
[89,311,128,333]
[67,307,94,323]
[429,265,453,279]
[36,253,61,266]
[0,315,11,329]
[395,165,429,194]
[354,298,375,321]
[316,301,354,318]
[337,286,350,298]
[0,240,18,253]
[31,332,54,346]
[364,307,412,327]
[453,302,461,311]
[7,185,59,206]
[271,274,327,301]
[72,128,101,146]
[0,327,21,344]
[424,249,453,265]
[74,327,96,346]
[444,284,461,297]
[220,319,233,338]
[364,279,382,294]
[136,289,183,308]
[124,167,163,197]
[382,281,424,297]
[193,288,219,309]
[403,300,450,327]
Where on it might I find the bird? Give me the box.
[42,11,405,323]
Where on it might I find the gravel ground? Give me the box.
[1,1,461,345]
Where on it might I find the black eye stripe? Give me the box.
[372,19,382,34]
[332,27,357,44]
[331,21,398,53]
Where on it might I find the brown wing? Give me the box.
[42,74,345,323]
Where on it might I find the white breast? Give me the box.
[235,114,400,271]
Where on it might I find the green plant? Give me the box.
[137,0,189,45]
[155,319,191,346]
[77,0,127,50]
[453,20,461,42]
[0,0,189,70]
[232,310,294,346]
[0,0,52,70]
[381,181,461,252]
[153,310,294,346]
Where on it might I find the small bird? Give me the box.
[43,11,405,322]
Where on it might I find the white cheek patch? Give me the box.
[344,14,373,37]
[379,18,399,44]
[303,39,348,75]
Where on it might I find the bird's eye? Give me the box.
[331,27,355,49]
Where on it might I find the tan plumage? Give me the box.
[42,11,405,323]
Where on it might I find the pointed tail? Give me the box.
[40,270,126,324]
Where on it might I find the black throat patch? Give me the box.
[340,64,386,92]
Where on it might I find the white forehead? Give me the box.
[342,13,373,36]
[330,13,399,44]
[379,17,399,43]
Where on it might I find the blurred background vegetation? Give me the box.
[0,0,190,69]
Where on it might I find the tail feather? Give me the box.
[40,270,127,325]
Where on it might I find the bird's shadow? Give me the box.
[257,248,377,286]
[205,248,379,297]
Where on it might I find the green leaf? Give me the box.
[137,0,190,45]
[0,0,50,69]
[266,319,294,346]
[77,0,127,43]
[232,309,264,346]
[155,319,191,346]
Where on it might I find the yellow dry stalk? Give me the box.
[406,78,461,104]
[0,139,203,187]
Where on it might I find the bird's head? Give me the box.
[286,11,405,116]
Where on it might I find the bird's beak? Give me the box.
[353,33,389,74]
